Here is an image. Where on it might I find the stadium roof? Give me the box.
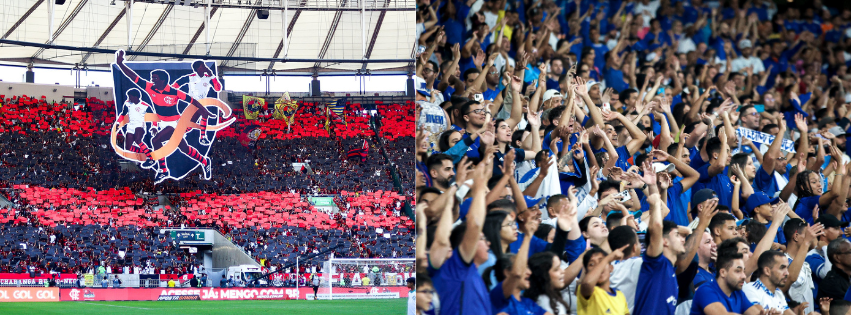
[0,0,416,74]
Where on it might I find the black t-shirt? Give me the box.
[818,268,850,301]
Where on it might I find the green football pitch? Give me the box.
[0,299,406,315]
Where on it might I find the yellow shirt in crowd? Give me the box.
[577,285,629,315]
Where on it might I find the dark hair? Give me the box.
[524,252,571,314]
[792,170,818,211]
[579,216,595,234]
[706,137,723,158]
[483,211,513,255]
[714,250,744,279]
[619,89,638,104]
[192,60,206,72]
[127,88,141,98]
[597,179,621,199]
[729,153,750,177]
[482,253,516,288]
[783,218,807,245]
[582,247,609,269]
[608,226,638,257]
[652,220,678,247]
[449,224,467,249]
[548,106,567,124]
[417,187,442,200]
[547,194,567,210]
[753,250,785,280]
[606,212,625,229]
[709,213,737,238]
[437,130,461,152]
[534,224,555,242]
[486,199,516,213]
[426,154,453,173]
[761,124,779,134]
[459,100,480,118]
[634,154,649,169]
[739,104,755,122]
[415,272,432,289]
[463,68,481,82]
[671,102,687,126]
[151,69,170,83]
[827,238,850,265]
[744,220,767,245]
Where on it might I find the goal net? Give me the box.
[311,257,415,300]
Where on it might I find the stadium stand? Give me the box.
[0,94,414,288]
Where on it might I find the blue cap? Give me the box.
[745,192,780,214]
[524,196,544,208]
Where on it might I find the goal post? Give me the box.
[315,257,415,300]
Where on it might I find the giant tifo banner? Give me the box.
[110,50,236,184]
[0,273,78,286]
[59,287,409,301]
[0,288,59,302]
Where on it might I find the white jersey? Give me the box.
[785,253,814,314]
[123,100,150,128]
[742,279,789,312]
[416,100,449,136]
[407,290,416,315]
[186,73,219,100]
[610,256,643,314]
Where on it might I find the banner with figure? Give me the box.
[243,96,266,120]
[274,92,299,127]
[110,50,236,184]
[239,123,262,149]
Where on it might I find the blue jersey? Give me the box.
[634,253,679,315]
[691,280,753,315]
[490,281,548,315]
[665,181,689,226]
[794,196,821,225]
[693,164,733,210]
[427,249,492,315]
[693,267,715,289]
[753,166,778,197]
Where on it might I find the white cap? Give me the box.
[653,162,675,173]
[543,89,562,102]
[586,80,600,91]
[738,39,752,49]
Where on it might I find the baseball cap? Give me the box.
[653,162,675,173]
[524,196,544,208]
[818,117,836,129]
[738,39,752,49]
[815,214,850,229]
[543,90,562,102]
[414,76,430,97]
[691,189,718,207]
[744,192,780,214]
[828,126,848,138]
[586,80,600,91]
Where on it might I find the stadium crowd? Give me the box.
[0,93,415,285]
[414,0,851,314]
[0,95,410,194]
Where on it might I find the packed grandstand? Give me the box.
[0,93,415,293]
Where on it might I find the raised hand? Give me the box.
[650,149,670,162]
[527,111,542,128]
[610,244,629,261]
[639,161,657,186]
[658,172,672,190]
[601,87,613,104]
[487,53,498,67]
[819,297,832,314]
[454,156,474,185]
[474,50,486,67]
[794,113,808,132]
[510,75,523,92]
[698,199,719,223]
[574,77,588,96]
[805,223,825,245]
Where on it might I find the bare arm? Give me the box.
[427,186,458,269]
[459,156,492,263]
[678,200,718,273]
